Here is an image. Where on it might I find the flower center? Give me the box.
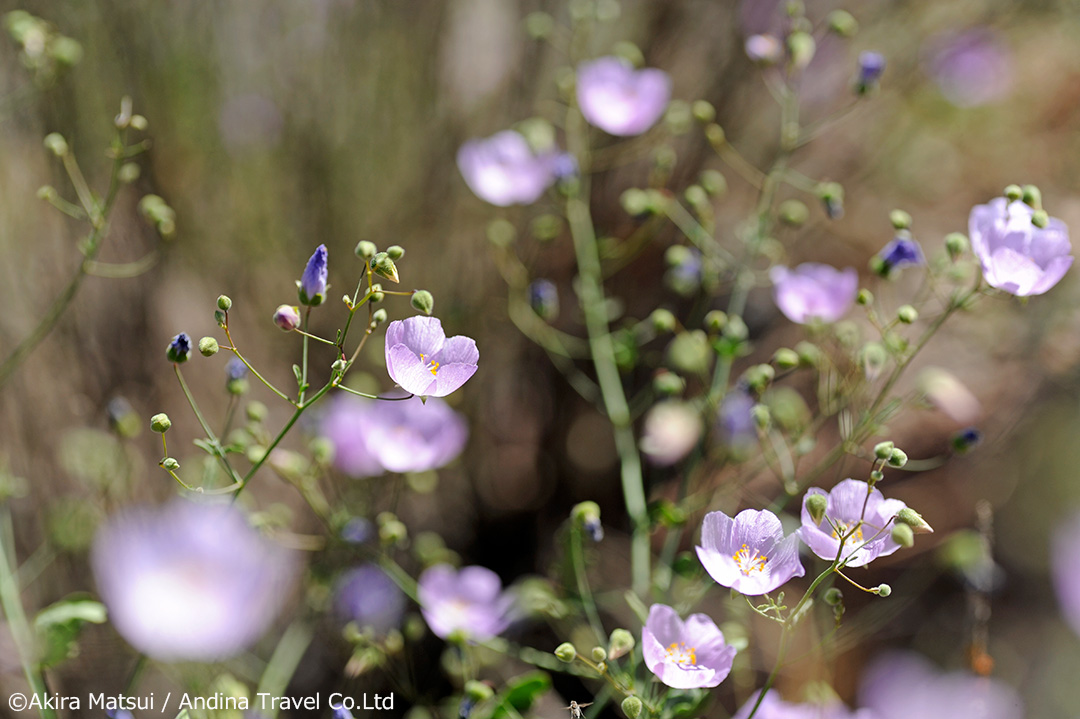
[665,642,697,666]
[732,543,769,575]
[419,353,440,376]
[831,521,864,543]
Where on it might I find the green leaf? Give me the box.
[35,598,106,628]
[34,596,107,668]
[292,364,302,385]
[491,672,551,719]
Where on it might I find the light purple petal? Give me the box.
[457,131,557,206]
[968,197,1073,296]
[429,363,479,398]
[642,604,734,689]
[770,263,858,324]
[387,344,438,396]
[1029,254,1074,296]
[644,603,684,645]
[1053,512,1080,637]
[418,564,511,640]
[577,57,671,136]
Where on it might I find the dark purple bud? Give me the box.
[341,517,374,544]
[951,427,982,454]
[299,244,328,306]
[584,516,604,543]
[166,333,192,364]
[528,279,559,321]
[876,233,926,274]
[856,51,886,94]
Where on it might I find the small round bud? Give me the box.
[743,363,775,392]
[464,680,494,703]
[700,169,727,197]
[826,9,858,36]
[118,162,141,184]
[214,310,226,328]
[217,295,232,311]
[875,583,892,597]
[386,245,405,260]
[945,232,969,260]
[723,315,749,341]
[896,507,934,534]
[411,290,435,316]
[554,642,577,663]
[355,240,377,259]
[860,342,888,381]
[779,199,810,227]
[371,253,400,284]
[486,218,516,247]
[817,182,844,219]
[787,31,816,69]
[897,305,918,324]
[891,523,915,548]
[684,184,708,208]
[1022,184,1042,210]
[691,100,716,123]
[653,369,685,396]
[161,457,179,471]
[43,132,69,157]
[331,359,347,373]
[621,697,643,719]
[703,310,728,333]
[36,185,56,201]
[1003,184,1023,202]
[150,413,171,433]
[166,333,192,364]
[608,628,635,660]
[372,308,388,324]
[379,519,408,546]
[705,123,726,149]
[129,115,148,131]
[621,188,650,216]
[591,646,607,662]
[1032,210,1049,229]
[806,493,827,525]
[870,469,884,482]
[795,341,821,367]
[273,304,301,331]
[650,308,677,333]
[889,209,912,230]
[246,401,267,423]
[773,347,800,369]
[856,288,874,306]
[750,403,770,429]
[667,330,712,375]
[823,587,843,606]
[874,441,895,460]
[198,337,219,357]
[888,448,908,468]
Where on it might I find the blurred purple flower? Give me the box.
[745,34,783,65]
[696,508,804,596]
[457,130,559,206]
[798,479,907,567]
[925,29,1013,107]
[718,387,756,452]
[969,198,1073,296]
[576,57,671,137]
[640,401,702,466]
[91,500,297,662]
[877,235,925,273]
[225,357,248,383]
[335,563,406,634]
[417,564,514,640]
[641,603,736,689]
[858,651,1022,719]
[733,690,875,719]
[855,51,886,93]
[528,279,559,321]
[320,394,468,477]
[770,263,858,324]
[341,517,374,544]
[299,244,328,306]
[385,316,478,398]
[1052,511,1080,637]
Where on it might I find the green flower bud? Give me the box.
[150,413,171,433]
[684,184,708,208]
[817,182,845,219]
[653,370,685,396]
[129,115,148,131]
[667,330,713,375]
[43,133,69,157]
[371,253,400,284]
[857,288,874,306]
[823,587,843,606]
[386,245,405,260]
[700,169,727,196]
[826,9,858,36]
[118,162,141,184]
[379,519,408,546]
[214,310,226,327]
[198,336,219,356]
[554,642,577,662]
[36,185,56,201]
[464,680,494,703]
[860,342,888,381]
[372,308,388,324]
[650,308,677,333]
[875,583,891,597]
[778,199,810,227]
[896,507,934,534]
[217,295,232,311]
[888,448,908,468]
[891,522,915,548]
[945,232,969,260]
[1003,184,1022,202]
[621,188,650,216]
[161,457,179,471]
[795,341,822,367]
[621,697,643,719]
[1022,184,1042,210]
[246,401,267,423]
[870,469,884,482]
[531,213,563,241]
[1032,210,1049,229]
[897,305,918,324]
[750,403,770,429]
[705,123,726,149]
[723,315,748,341]
[773,347,800,369]
[806,493,827,525]
[889,209,912,230]
[355,240,377,259]
[596,661,607,673]
[524,11,555,38]
[691,100,716,123]
[874,441,895,460]
[591,646,607,662]
[332,359,347,373]
[608,628,635,660]
[743,363,775,392]
[411,290,435,315]
[787,31,816,69]
[703,310,728,333]
[665,100,693,135]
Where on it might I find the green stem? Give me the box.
[173,365,243,487]
[256,621,314,719]
[299,307,311,404]
[570,524,606,642]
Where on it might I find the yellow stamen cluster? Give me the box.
[831,522,864,543]
[665,642,697,666]
[732,543,768,575]
[419,353,440,376]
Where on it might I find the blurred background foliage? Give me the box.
[3,0,1080,716]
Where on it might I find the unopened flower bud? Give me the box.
[874,441,895,460]
[951,427,982,454]
[118,162,141,184]
[217,295,232,311]
[161,457,179,471]
[945,232,969,260]
[608,628,635,660]
[150,413,171,433]
[274,304,301,331]
[298,244,329,305]
[826,9,858,36]
[386,245,405,260]
[1021,184,1042,210]
[371,252,400,284]
[856,288,874,306]
[1032,210,1049,229]
[787,31,816,69]
[817,182,844,219]
[870,469,884,482]
[744,364,775,391]
[795,341,821,367]
[875,583,891,597]
[700,169,727,197]
[591,646,607,662]
[43,132,69,157]
[166,333,192,363]
[464,680,493,703]
[806,493,827,525]
[750,403,770,429]
[897,305,918,324]
[246,401,267,423]
[621,697,642,719]
[691,100,716,123]
[1003,184,1023,202]
[860,342,888,381]
[198,336,219,356]
[897,507,934,534]
[779,199,810,227]
[705,123,726,149]
[653,370,686,396]
[355,240,377,259]
[214,310,226,327]
[723,315,748,341]
[554,642,577,663]
[773,347,799,369]
[855,51,886,95]
[891,523,915,548]
[888,448,908,467]
[823,587,843,606]
[703,310,727,333]
[372,308,388,324]
[650,308,677,333]
[667,330,712,374]
[411,289,435,315]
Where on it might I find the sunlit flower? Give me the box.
[925,29,1013,108]
[642,603,736,689]
[770,263,858,324]
[696,508,804,596]
[969,198,1073,296]
[320,394,468,477]
[417,564,514,640]
[576,57,671,136]
[858,651,1022,719]
[457,130,559,206]
[91,500,297,662]
[385,316,478,398]
[797,479,907,567]
[335,563,406,635]
[299,244,328,306]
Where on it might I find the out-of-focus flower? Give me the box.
[858,651,1022,719]
[917,367,981,424]
[969,198,1073,296]
[274,304,302,331]
[299,244,328,306]
[855,51,886,93]
[745,34,784,64]
[457,130,559,206]
[639,401,702,466]
[733,690,875,719]
[770,264,858,324]
[385,316,478,398]
[528,279,559,321]
[91,500,297,662]
[718,387,757,453]
[1052,512,1080,638]
[417,564,514,640]
[225,358,248,383]
[341,517,374,544]
[641,603,736,689]
[166,333,191,364]
[876,235,925,273]
[320,395,468,477]
[576,57,671,137]
[797,479,907,567]
[696,509,804,596]
[335,564,406,634]
[924,29,1013,107]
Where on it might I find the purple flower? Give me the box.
[341,517,373,544]
[299,244,328,306]
[641,604,736,689]
[640,401,702,466]
[319,394,468,477]
[770,263,858,324]
[718,387,756,452]
[457,130,559,206]
[969,197,1073,296]
[925,29,1013,108]
[858,651,1022,719]
[576,57,671,137]
[798,479,907,567]
[745,34,783,65]
[855,51,886,93]
[1052,512,1080,638]
[166,332,191,363]
[91,499,297,662]
[876,235,925,273]
[417,564,514,640]
[335,564,406,634]
[385,316,478,398]
[528,279,559,321]
[274,304,301,331]
[733,690,875,719]
[225,357,248,383]
[696,509,805,596]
